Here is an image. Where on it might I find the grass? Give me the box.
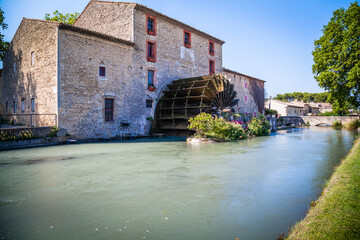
[345,119,360,131]
[287,138,360,240]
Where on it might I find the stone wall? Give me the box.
[74,1,135,42]
[223,69,265,115]
[1,19,58,126]
[132,8,223,122]
[57,29,145,139]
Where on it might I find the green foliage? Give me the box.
[0,7,9,60]
[274,92,330,103]
[47,126,59,138]
[332,120,343,130]
[312,2,360,115]
[45,10,79,25]
[345,119,360,130]
[0,130,34,142]
[146,117,154,121]
[246,114,271,136]
[188,113,271,141]
[265,108,278,115]
[318,111,340,116]
[305,121,311,126]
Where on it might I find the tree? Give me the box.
[312,2,360,115]
[0,7,9,60]
[45,10,79,25]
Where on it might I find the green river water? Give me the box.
[0,127,358,240]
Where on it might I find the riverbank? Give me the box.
[287,137,360,239]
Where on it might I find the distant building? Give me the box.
[1,0,265,138]
[266,100,304,116]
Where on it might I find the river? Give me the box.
[0,127,358,240]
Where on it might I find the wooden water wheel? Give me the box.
[154,74,238,136]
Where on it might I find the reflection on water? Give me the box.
[0,128,357,240]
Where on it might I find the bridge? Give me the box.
[279,116,359,127]
[301,116,359,126]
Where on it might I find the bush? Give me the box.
[188,113,271,141]
[332,120,343,130]
[246,114,271,136]
[306,121,311,126]
[188,113,247,141]
[265,109,278,115]
[0,129,35,142]
[345,119,360,130]
[47,126,59,138]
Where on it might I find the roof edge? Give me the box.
[222,68,266,82]
[58,23,135,46]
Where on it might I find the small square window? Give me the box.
[99,66,106,77]
[209,60,215,75]
[209,41,215,56]
[105,98,114,122]
[146,100,153,108]
[184,30,191,48]
[147,16,156,36]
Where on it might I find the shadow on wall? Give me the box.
[249,80,265,113]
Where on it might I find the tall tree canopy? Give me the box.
[45,11,79,25]
[0,7,9,60]
[274,92,331,103]
[312,2,360,115]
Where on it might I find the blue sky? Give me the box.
[0,0,355,97]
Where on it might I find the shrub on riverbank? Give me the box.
[188,113,270,141]
[287,138,360,240]
[0,130,35,142]
[332,120,343,130]
[247,115,271,136]
[345,119,360,131]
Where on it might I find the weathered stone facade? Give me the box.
[1,19,58,126]
[1,0,265,139]
[223,68,265,115]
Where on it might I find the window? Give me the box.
[147,41,156,62]
[31,98,35,112]
[245,96,247,102]
[147,15,156,36]
[5,102,8,113]
[184,30,191,48]
[31,51,35,66]
[209,60,215,75]
[21,99,25,113]
[146,99,153,108]
[99,62,106,79]
[209,40,215,56]
[148,70,154,87]
[13,101,16,113]
[245,81,247,89]
[13,61,16,74]
[105,98,114,122]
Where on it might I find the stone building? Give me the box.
[1,0,265,139]
[266,100,304,117]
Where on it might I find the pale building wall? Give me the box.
[1,19,58,126]
[223,70,265,115]
[266,100,287,116]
